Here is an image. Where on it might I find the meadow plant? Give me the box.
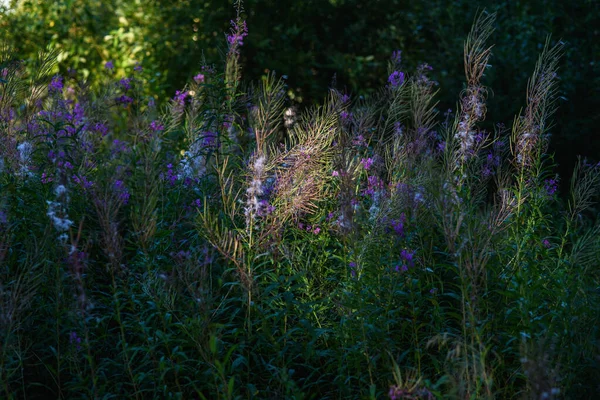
[0,6,598,400]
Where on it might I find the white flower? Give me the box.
[244,155,268,228]
[54,185,67,197]
[51,215,73,231]
[46,200,73,232]
[17,141,32,163]
[414,191,424,203]
[284,107,296,128]
[368,204,380,221]
[16,141,34,177]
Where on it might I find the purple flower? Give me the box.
[165,163,178,186]
[194,73,205,83]
[202,131,218,148]
[313,227,321,235]
[332,170,339,177]
[437,141,446,153]
[48,75,64,93]
[349,262,357,278]
[134,62,143,72]
[400,249,414,263]
[222,114,234,129]
[72,174,94,190]
[340,111,353,123]
[361,158,374,170]
[543,239,551,249]
[388,71,405,88]
[227,18,249,54]
[416,63,436,87]
[0,107,15,122]
[105,60,114,70]
[118,77,132,91]
[114,180,125,190]
[111,139,130,155]
[69,331,82,351]
[395,264,409,273]
[391,50,402,64]
[257,200,275,216]
[149,120,164,132]
[482,165,492,178]
[352,134,366,147]
[41,173,53,184]
[363,175,384,197]
[544,177,558,196]
[390,214,406,236]
[396,249,415,271]
[115,95,133,106]
[92,122,109,137]
[113,180,130,204]
[173,90,188,107]
[72,103,85,123]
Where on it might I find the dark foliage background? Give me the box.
[1,0,598,180]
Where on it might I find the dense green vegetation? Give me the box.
[0,2,599,399]
[2,0,598,179]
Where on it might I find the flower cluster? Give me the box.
[388,385,433,400]
[201,131,219,149]
[48,75,64,94]
[227,17,248,55]
[284,107,296,129]
[456,87,487,158]
[72,174,94,190]
[482,148,502,178]
[388,71,405,88]
[395,249,415,272]
[149,120,164,132]
[16,141,33,177]
[115,95,133,106]
[113,180,130,204]
[298,223,321,235]
[164,163,178,186]
[349,261,357,278]
[544,177,558,196]
[244,155,270,228]
[194,73,205,84]
[69,331,82,351]
[390,213,406,237]
[47,184,73,239]
[340,111,353,124]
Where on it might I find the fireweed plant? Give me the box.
[0,7,599,399]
